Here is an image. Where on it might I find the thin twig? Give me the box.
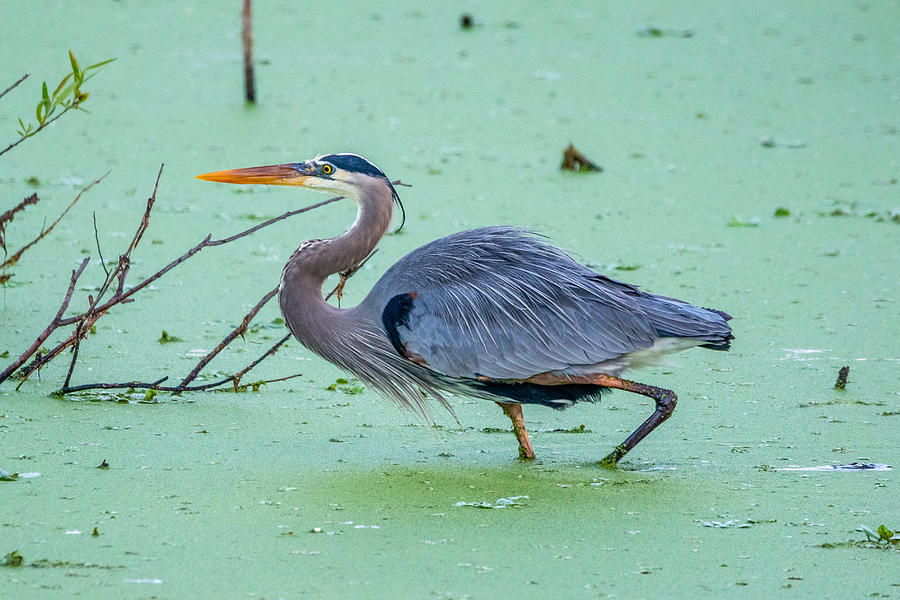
[0,73,29,102]
[229,333,293,391]
[1,173,107,272]
[92,212,108,278]
[55,194,347,330]
[0,103,78,158]
[62,321,83,390]
[0,257,89,384]
[59,376,170,393]
[1,194,40,256]
[177,285,280,388]
[3,187,94,268]
[59,334,295,394]
[16,306,107,389]
[207,196,344,246]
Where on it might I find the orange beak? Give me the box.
[195,163,312,186]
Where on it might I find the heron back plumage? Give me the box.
[369,227,732,394]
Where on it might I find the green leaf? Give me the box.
[86,57,116,71]
[41,81,49,102]
[53,72,73,97]
[877,525,895,542]
[16,117,31,137]
[68,50,81,77]
[53,81,77,105]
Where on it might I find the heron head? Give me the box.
[196,153,386,195]
[196,153,404,228]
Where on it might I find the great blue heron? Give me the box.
[197,153,733,466]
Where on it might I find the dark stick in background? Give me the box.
[242,0,255,103]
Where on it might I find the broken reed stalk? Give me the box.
[1,165,407,396]
[242,0,255,103]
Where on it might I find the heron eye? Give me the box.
[321,164,334,175]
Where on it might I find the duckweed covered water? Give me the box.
[2,2,897,598]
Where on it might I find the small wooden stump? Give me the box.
[834,365,850,389]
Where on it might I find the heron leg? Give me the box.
[496,402,535,460]
[591,375,678,469]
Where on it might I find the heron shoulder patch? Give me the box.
[382,292,418,358]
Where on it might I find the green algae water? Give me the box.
[1,2,897,598]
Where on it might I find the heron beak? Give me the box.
[195,163,312,186]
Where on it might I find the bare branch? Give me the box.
[62,320,84,390]
[58,334,295,394]
[228,333,294,390]
[177,285,280,388]
[16,305,107,388]
[1,194,41,256]
[207,196,343,247]
[12,168,162,385]
[0,257,89,384]
[0,73,29,101]
[1,173,107,271]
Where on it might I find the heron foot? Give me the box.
[592,375,678,466]
[598,444,626,469]
[496,402,536,461]
[512,372,679,465]
[325,249,379,305]
[334,271,351,303]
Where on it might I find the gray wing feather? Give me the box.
[365,226,727,380]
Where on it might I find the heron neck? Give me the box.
[285,180,394,302]
[323,184,392,277]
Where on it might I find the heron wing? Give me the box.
[371,227,720,380]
